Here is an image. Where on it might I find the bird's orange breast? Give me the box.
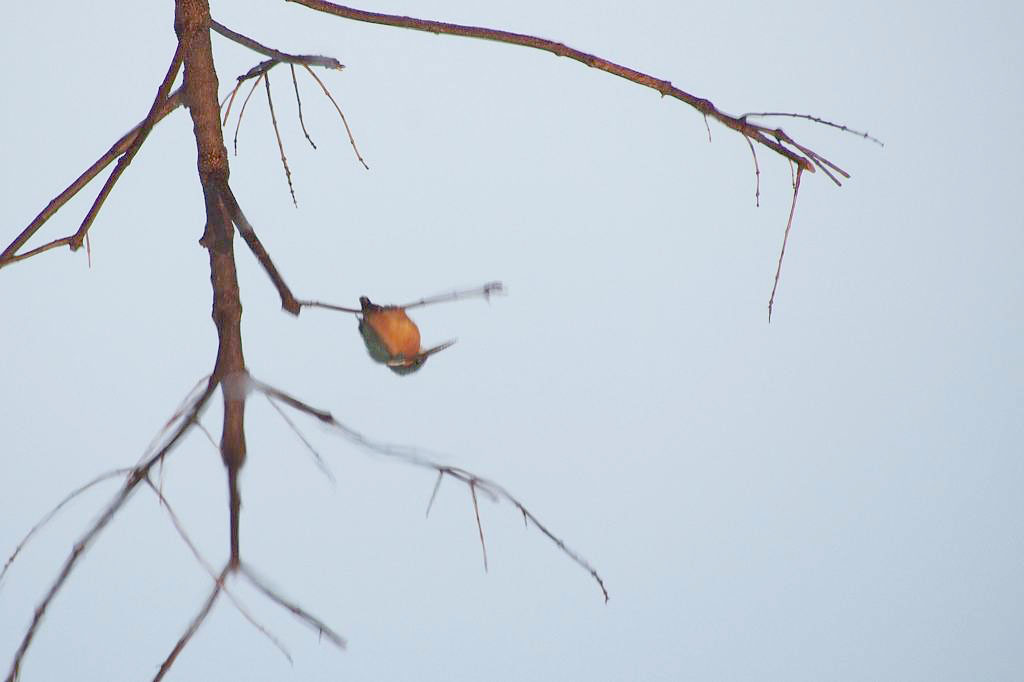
[365,308,421,359]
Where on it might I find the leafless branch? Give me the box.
[71,44,185,251]
[233,73,265,155]
[263,71,299,206]
[286,0,841,174]
[216,182,302,314]
[0,468,132,588]
[266,394,336,484]
[743,111,884,146]
[145,480,294,664]
[211,20,344,71]
[745,137,761,207]
[3,377,218,682]
[768,167,804,322]
[0,85,184,268]
[240,564,348,650]
[249,376,610,602]
[153,563,230,682]
[291,65,318,149]
[469,482,489,572]
[300,65,370,169]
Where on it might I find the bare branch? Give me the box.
[768,167,804,322]
[71,43,185,251]
[249,377,609,602]
[3,378,218,682]
[153,564,230,682]
[145,480,294,665]
[0,88,183,268]
[299,281,504,316]
[745,137,761,207]
[290,65,318,149]
[0,468,132,588]
[266,394,336,484]
[286,0,834,173]
[211,20,344,71]
[240,564,348,650]
[216,183,302,314]
[469,482,489,572]
[233,73,265,155]
[425,471,444,518]
[300,65,370,170]
[264,71,299,206]
[744,111,884,146]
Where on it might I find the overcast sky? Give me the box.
[2,1,1022,680]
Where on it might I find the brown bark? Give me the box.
[175,0,246,564]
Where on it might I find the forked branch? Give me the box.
[252,376,610,602]
[286,0,847,175]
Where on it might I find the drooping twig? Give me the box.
[768,167,804,322]
[291,65,318,149]
[745,137,761,207]
[301,64,370,169]
[240,564,348,650]
[266,394,336,484]
[425,471,444,517]
[249,377,609,602]
[0,468,133,587]
[469,482,489,572]
[233,73,265,155]
[4,377,218,682]
[263,71,299,206]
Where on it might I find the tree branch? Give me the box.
[285,0,827,172]
[0,86,185,268]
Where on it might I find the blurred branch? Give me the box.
[253,376,610,603]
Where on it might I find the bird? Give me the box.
[357,296,456,375]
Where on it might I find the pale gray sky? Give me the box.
[2,1,1022,680]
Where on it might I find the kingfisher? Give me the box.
[357,296,456,375]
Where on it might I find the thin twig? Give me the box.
[0,468,133,587]
[264,71,299,206]
[745,136,761,207]
[743,111,884,146]
[768,167,804,322]
[400,281,504,309]
[469,482,488,572]
[70,44,185,252]
[4,378,219,682]
[249,377,609,602]
[266,394,336,484]
[145,480,293,665]
[211,20,345,71]
[291,65,317,149]
[301,64,369,170]
[234,73,265,155]
[425,471,444,517]
[153,564,230,682]
[240,565,347,650]
[0,82,183,268]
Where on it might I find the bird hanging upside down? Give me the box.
[357,296,457,375]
